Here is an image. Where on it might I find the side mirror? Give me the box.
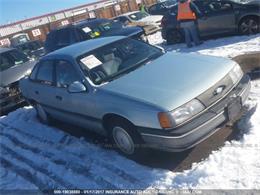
[68,81,86,93]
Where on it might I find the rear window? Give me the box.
[0,49,29,72]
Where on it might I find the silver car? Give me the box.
[19,36,251,157]
[0,47,36,114]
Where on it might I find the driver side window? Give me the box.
[55,60,79,88]
[206,2,232,13]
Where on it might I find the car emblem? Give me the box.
[213,85,226,96]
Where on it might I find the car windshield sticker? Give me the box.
[80,55,102,69]
[82,27,92,33]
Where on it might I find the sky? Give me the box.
[0,0,97,25]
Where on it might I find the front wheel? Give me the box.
[109,120,146,158]
[239,17,259,35]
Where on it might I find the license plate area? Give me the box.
[227,97,242,121]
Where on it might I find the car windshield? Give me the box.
[0,49,29,72]
[81,20,122,38]
[128,12,149,21]
[78,38,163,85]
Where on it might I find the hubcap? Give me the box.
[240,19,258,34]
[36,104,48,122]
[112,126,135,155]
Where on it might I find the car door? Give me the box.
[196,1,236,36]
[54,59,103,134]
[30,59,57,115]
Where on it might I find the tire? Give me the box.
[108,119,146,158]
[166,29,183,45]
[35,103,51,125]
[239,17,259,35]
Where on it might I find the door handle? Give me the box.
[55,96,63,101]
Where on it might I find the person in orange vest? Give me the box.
[177,0,203,47]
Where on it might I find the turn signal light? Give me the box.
[158,112,173,129]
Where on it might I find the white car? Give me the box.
[114,11,163,35]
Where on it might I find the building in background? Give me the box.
[0,0,157,47]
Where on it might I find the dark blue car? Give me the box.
[45,18,146,53]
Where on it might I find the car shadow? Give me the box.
[51,116,243,172]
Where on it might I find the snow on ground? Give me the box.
[1,34,260,190]
[148,32,260,58]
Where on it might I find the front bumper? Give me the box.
[138,75,251,152]
[0,84,24,114]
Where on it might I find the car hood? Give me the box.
[0,61,36,87]
[100,53,236,111]
[139,15,163,24]
[103,26,143,37]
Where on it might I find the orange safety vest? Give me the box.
[177,0,196,21]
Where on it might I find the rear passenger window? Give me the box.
[36,60,54,85]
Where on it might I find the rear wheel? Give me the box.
[166,29,183,45]
[35,103,51,125]
[239,17,259,35]
[108,119,146,158]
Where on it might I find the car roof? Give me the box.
[43,36,126,60]
[50,18,110,32]
[0,47,15,54]
[74,18,110,27]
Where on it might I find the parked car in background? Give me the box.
[44,18,145,53]
[114,11,163,35]
[14,40,45,60]
[161,0,260,44]
[10,33,30,46]
[0,48,36,114]
[20,36,250,157]
[148,0,177,15]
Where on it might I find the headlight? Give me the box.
[25,69,32,76]
[229,63,243,84]
[158,99,205,129]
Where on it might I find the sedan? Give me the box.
[20,36,250,157]
[0,48,36,114]
[161,0,260,44]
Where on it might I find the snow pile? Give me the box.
[167,80,260,189]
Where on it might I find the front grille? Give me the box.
[197,74,234,107]
[8,82,21,97]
